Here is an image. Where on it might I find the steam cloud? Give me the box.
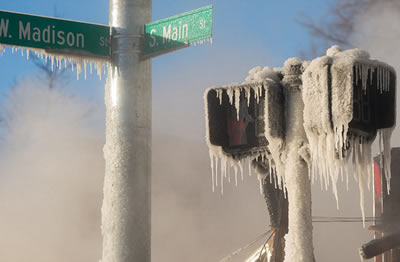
[2,3,399,260]
[0,82,104,261]
[0,46,272,262]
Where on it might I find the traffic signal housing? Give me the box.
[205,80,284,160]
[350,63,396,138]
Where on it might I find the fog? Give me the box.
[1,2,400,260]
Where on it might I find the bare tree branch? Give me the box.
[297,0,400,58]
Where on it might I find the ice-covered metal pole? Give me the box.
[282,59,314,262]
[101,0,152,261]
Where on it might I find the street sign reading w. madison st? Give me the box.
[0,10,110,58]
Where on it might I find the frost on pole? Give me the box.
[204,66,285,193]
[302,46,396,222]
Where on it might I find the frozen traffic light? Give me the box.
[205,80,283,160]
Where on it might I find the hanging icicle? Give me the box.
[0,45,108,80]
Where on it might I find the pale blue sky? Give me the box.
[0,0,330,98]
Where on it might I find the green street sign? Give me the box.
[144,5,213,57]
[0,10,110,58]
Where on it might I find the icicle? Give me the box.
[227,162,231,183]
[216,89,223,105]
[221,164,224,194]
[234,89,241,121]
[380,128,393,194]
[215,155,219,188]
[239,160,244,181]
[50,56,54,71]
[234,166,238,186]
[210,153,215,192]
[226,88,234,105]
[245,86,251,107]
[248,159,252,177]
[84,60,87,80]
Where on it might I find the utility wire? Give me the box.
[256,230,275,261]
[218,229,274,262]
[312,216,381,223]
[219,216,381,261]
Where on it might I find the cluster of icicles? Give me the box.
[307,126,393,224]
[214,81,266,120]
[354,62,392,93]
[0,44,108,80]
[191,37,212,47]
[206,81,285,194]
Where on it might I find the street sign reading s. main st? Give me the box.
[0,10,110,58]
[144,5,213,57]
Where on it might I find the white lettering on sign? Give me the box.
[17,21,85,48]
[0,18,9,38]
[162,23,188,44]
[19,21,30,40]
[99,36,108,47]
[149,29,156,47]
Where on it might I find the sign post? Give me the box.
[102,2,212,262]
[101,0,152,261]
[1,3,213,262]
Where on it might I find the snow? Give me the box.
[0,44,108,80]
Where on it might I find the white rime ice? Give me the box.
[302,46,395,223]
[0,44,108,80]
[204,66,284,193]
[204,81,268,193]
[205,46,395,261]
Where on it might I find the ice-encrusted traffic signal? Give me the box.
[350,63,396,138]
[205,80,283,159]
[302,47,396,222]
[204,47,397,261]
[303,48,396,143]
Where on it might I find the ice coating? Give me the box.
[204,78,284,193]
[281,57,314,262]
[302,46,395,222]
[191,37,212,46]
[0,44,108,80]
